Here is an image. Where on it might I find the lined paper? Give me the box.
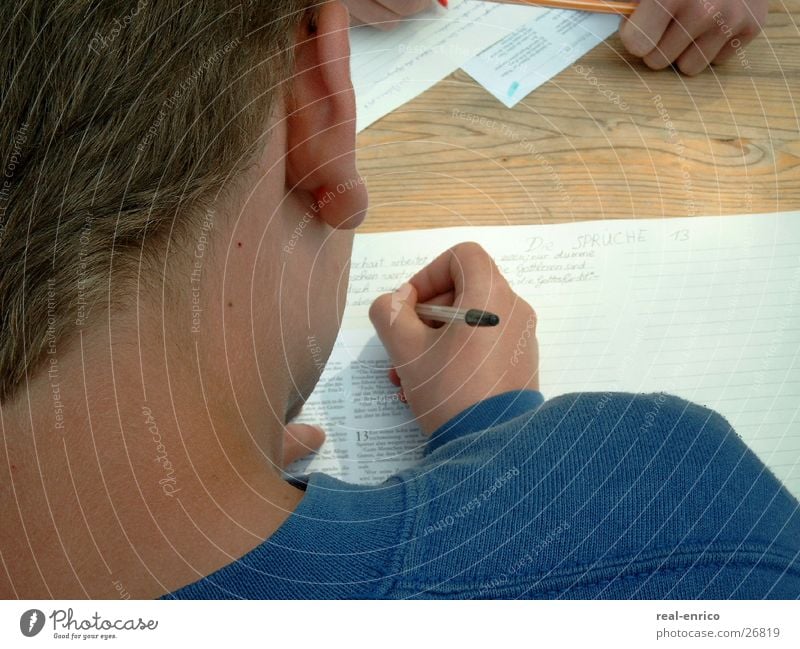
[291,212,800,499]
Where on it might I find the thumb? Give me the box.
[369,282,426,362]
[282,424,326,468]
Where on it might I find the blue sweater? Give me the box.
[165,392,800,599]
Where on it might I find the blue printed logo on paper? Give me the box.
[20,609,45,637]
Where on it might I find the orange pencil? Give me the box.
[440,0,638,17]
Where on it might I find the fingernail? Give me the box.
[621,21,650,57]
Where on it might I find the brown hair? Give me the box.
[0,0,315,401]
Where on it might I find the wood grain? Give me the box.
[356,1,800,232]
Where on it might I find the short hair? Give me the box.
[0,0,315,401]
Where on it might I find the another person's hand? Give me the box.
[370,243,539,435]
[344,0,434,30]
[619,0,767,76]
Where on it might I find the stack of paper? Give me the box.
[462,8,620,108]
[350,0,533,131]
[350,0,622,129]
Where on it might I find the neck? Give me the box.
[0,303,303,599]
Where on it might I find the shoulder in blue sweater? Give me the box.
[165,392,800,599]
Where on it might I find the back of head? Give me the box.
[0,0,314,402]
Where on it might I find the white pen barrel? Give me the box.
[414,304,469,323]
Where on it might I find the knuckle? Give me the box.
[619,22,639,45]
[453,241,489,259]
[621,26,656,58]
[697,11,717,29]
[453,242,497,272]
[368,293,392,323]
[726,10,746,30]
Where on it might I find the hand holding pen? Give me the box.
[369,242,539,434]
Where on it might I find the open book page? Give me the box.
[289,213,800,500]
[350,0,533,131]
[462,9,620,108]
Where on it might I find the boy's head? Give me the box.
[0,1,365,414]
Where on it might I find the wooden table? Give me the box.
[357,1,799,232]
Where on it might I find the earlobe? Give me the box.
[285,1,367,230]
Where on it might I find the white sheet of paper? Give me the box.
[350,0,533,131]
[290,212,800,501]
[462,9,620,108]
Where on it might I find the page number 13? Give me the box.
[670,229,690,242]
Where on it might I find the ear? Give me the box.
[286,1,367,230]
